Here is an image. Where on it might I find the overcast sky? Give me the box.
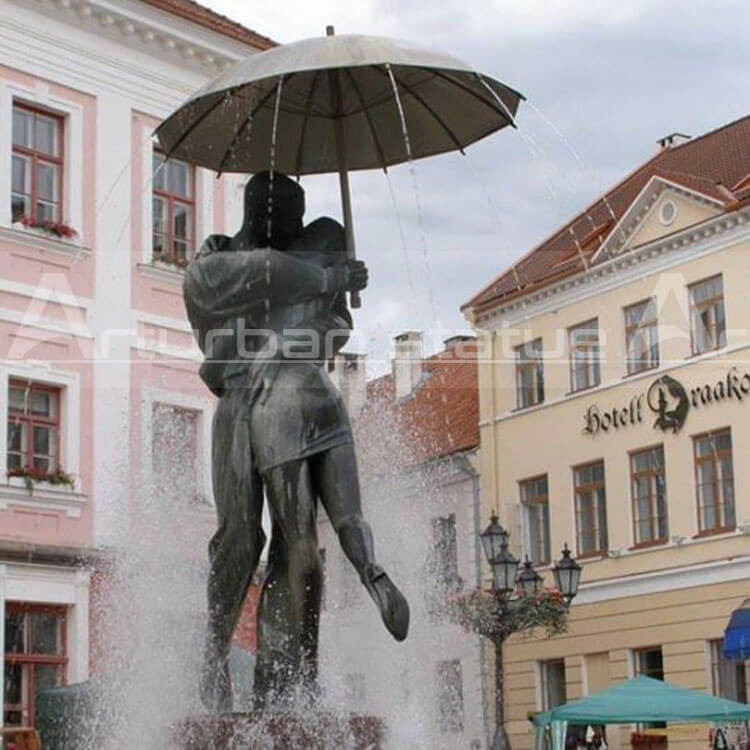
[203,0,750,373]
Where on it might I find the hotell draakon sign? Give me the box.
[583,367,750,436]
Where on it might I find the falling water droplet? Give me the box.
[266,75,285,245]
[384,170,414,294]
[385,63,438,325]
[112,156,169,252]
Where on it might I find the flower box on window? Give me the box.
[7,465,75,491]
[152,251,189,271]
[15,215,78,240]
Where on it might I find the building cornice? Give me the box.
[0,17,191,113]
[139,0,275,50]
[0,481,87,518]
[0,540,102,566]
[9,0,260,76]
[476,206,750,328]
[574,554,750,606]
[136,261,185,284]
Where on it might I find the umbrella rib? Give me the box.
[294,70,320,178]
[346,69,389,172]
[371,66,465,155]
[160,90,231,160]
[216,74,296,176]
[430,70,516,129]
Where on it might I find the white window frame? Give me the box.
[534,660,544,710]
[0,79,83,237]
[537,658,567,711]
[519,476,551,566]
[0,362,82,515]
[140,128,211,266]
[568,318,601,393]
[140,386,214,506]
[706,638,750,701]
[0,562,91,727]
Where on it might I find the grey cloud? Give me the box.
[204,0,750,373]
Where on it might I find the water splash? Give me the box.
[477,74,605,231]
[316,387,485,748]
[385,63,438,326]
[217,89,251,177]
[384,169,414,295]
[74,375,479,749]
[480,83,623,254]
[263,77,285,326]
[83,406,213,749]
[525,100,621,241]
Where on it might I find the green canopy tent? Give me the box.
[533,675,750,750]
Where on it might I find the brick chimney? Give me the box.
[393,331,423,399]
[656,132,691,150]
[328,352,367,418]
[443,334,475,349]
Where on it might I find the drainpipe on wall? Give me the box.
[456,451,491,748]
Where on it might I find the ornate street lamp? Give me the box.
[552,543,582,604]
[471,517,583,750]
[490,541,521,599]
[480,514,509,566]
[480,515,519,600]
[517,557,543,596]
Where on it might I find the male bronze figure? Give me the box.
[183,172,409,711]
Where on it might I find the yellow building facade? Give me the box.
[464,118,750,750]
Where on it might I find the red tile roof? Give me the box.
[464,115,750,315]
[140,0,276,50]
[355,341,479,469]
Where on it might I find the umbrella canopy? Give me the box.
[724,599,750,660]
[533,676,750,727]
[155,32,523,176]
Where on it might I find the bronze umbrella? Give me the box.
[156,28,523,306]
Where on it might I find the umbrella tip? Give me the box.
[326,25,335,36]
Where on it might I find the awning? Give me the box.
[724,599,750,660]
[533,676,750,750]
[533,675,750,726]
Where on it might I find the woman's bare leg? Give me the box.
[310,444,374,576]
[311,444,409,641]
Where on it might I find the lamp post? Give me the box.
[477,515,582,750]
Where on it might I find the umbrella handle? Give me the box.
[338,167,361,309]
[328,26,362,310]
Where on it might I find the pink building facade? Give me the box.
[0,0,271,728]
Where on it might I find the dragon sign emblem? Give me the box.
[646,374,690,433]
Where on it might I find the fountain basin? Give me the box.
[173,712,384,749]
